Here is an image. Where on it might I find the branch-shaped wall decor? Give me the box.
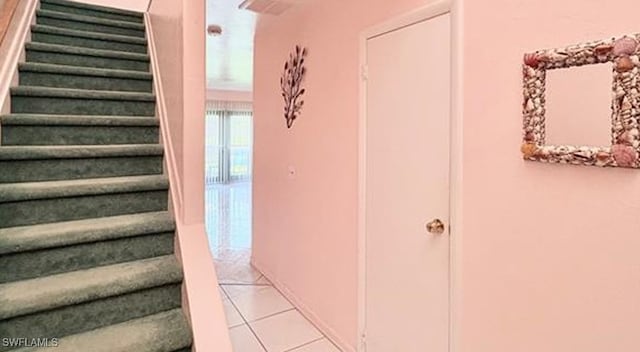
[280,45,307,129]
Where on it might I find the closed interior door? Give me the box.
[364,12,451,352]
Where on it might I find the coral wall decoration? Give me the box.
[280,45,308,128]
[522,34,640,168]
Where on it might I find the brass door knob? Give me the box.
[426,219,445,235]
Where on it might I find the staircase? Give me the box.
[0,0,193,351]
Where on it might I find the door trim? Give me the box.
[357,1,462,351]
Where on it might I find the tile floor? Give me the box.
[206,182,341,352]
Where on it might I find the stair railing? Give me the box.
[0,0,20,44]
[0,0,37,116]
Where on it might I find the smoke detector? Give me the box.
[238,0,297,15]
[207,24,223,36]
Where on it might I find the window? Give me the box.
[205,101,253,184]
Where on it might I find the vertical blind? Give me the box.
[205,100,253,184]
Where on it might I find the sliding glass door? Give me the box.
[205,102,253,184]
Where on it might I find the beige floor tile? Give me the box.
[250,310,323,352]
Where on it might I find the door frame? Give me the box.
[357,1,462,351]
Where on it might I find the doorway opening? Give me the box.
[205,101,253,250]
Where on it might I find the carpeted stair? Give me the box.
[0,0,193,351]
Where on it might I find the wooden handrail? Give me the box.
[0,0,20,45]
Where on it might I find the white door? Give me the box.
[364,12,451,352]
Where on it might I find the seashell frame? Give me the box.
[522,34,640,168]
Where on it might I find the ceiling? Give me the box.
[206,0,257,92]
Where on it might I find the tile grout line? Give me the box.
[222,284,270,352]
[282,337,326,352]
[241,315,269,351]
[220,282,272,287]
[259,273,343,351]
[219,268,341,350]
[247,307,297,324]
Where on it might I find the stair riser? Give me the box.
[32,32,147,54]
[0,156,163,183]
[20,70,152,92]
[0,233,174,283]
[26,49,149,71]
[40,3,144,23]
[36,16,145,37]
[0,190,168,228]
[0,284,181,352]
[11,96,156,116]
[2,125,159,145]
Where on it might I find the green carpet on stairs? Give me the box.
[0,0,193,350]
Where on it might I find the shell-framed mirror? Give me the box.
[522,34,640,168]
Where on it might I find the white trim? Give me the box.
[357,1,460,351]
[360,0,451,41]
[448,2,464,352]
[144,13,184,218]
[0,0,38,116]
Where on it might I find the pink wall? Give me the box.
[69,0,149,12]
[148,0,184,197]
[253,0,434,350]
[148,0,205,225]
[256,0,640,351]
[460,1,640,351]
[180,0,206,225]
[148,1,230,351]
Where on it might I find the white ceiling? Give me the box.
[206,0,257,92]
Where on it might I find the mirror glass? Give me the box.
[545,64,612,146]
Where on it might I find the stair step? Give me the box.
[9,309,192,352]
[0,285,183,352]
[0,255,182,319]
[36,9,145,37]
[0,231,174,283]
[0,114,158,126]
[0,212,175,282]
[11,86,155,116]
[31,25,147,53]
[0,144,164,182]
[26,42,150,71]
[0,144,162,159]
[0,114,159,145]
[40,0,144,24]
[0,175,169,228]
[19,62,152,92]
[0,211,174,255]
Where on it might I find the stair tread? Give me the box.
[0,144,163,160]
[32,24,147,44]
[41,0,144,19]
[0,255,182,320]
[26,42,150,61]
[11,86,155,101]
[37,9,145,30]
[0,114,158,126]
[0,211,174,255]
[0,175,169,203]
[19,62,151,80]
[13,309,191,352]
